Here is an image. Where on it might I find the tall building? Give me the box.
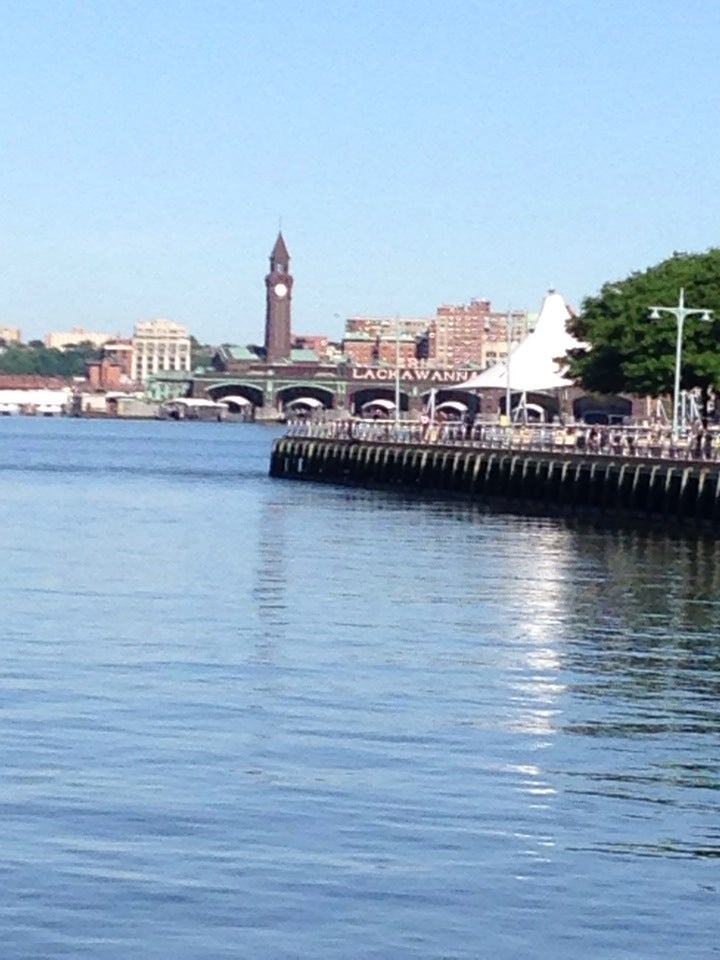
[430,301,531,368]
[341,305,532,370]
[131,319,191,383]
[264,232,293,363]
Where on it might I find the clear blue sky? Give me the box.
[3,0,720,345]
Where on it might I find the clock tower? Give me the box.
[264,231,293,363]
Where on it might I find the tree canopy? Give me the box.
[566,250,720,407]
[0,343,101,377]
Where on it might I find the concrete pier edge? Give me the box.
[269,436,720,533]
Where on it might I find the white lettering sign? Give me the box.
[350,367,469,383]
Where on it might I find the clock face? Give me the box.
[273,282,288,299]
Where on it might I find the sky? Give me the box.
[3,0,720,346]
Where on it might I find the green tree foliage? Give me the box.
[190,335,214,371]
[567,250,720,410]
[0,343,102,377]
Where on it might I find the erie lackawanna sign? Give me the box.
[349,367,472,383]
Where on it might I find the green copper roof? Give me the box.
[290,348,319,362]
[226,345,261,361]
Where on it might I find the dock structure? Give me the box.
[269,429,720,531]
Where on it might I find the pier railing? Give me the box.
[284,419,720,462]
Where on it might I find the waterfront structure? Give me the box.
[145,230,634,423]
[150,341,481,419]
[270,432,720,532]
[141,230,483,418]
[0,374,71,414]
[131,318,191,383]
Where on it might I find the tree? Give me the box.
[190,335,214,371]
[0,342,102,378]
[566,250,720,419]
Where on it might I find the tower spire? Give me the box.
[264,231,293,363]
[270,231,289,267]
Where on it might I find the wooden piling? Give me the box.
[269,437,720,531]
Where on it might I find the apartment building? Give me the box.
[44,327,117,350]
[131,319,191,383]
[342,304,532,370]
[430,300,530,367]
[0,326,22,345]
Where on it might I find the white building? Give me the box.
[0,326,22,345]
[131,318,191,383]
[45,327,117,350]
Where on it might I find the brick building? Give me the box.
[341,305,533,370]
[102,340,134,379]
[86,360,124,391]
[292,334,332,360]
[342,317,430,368]
[430,301,531,368]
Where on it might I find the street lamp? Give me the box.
[394,314,401,427]
[505,308,513,426]
[648,288,712,441]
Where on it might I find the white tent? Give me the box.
[286,396,324,409]
[0,388,71,407]
[453,290,583,392]
[218,395,252,406]
[171,397,224,408]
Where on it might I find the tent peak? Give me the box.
[450,288,582,393]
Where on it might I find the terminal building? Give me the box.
[147,232,488,420]
[145,231,637,424]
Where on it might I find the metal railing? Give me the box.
[284,418,720,462]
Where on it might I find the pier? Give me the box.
[269,422,720,531]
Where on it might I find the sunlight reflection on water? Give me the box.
[0,419,719,959]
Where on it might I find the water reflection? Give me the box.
[516,529,720,862]
[251,499,291,658]
[557,531,720,718]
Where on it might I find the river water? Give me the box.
[1,417,718,959]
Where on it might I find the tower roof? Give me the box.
[270,231,289,262]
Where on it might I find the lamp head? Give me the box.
[701,310,713,322]
[649,308,661,320]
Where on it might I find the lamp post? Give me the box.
[505,309,513,426]
[394,314,401,427]
[649,288,712,442]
